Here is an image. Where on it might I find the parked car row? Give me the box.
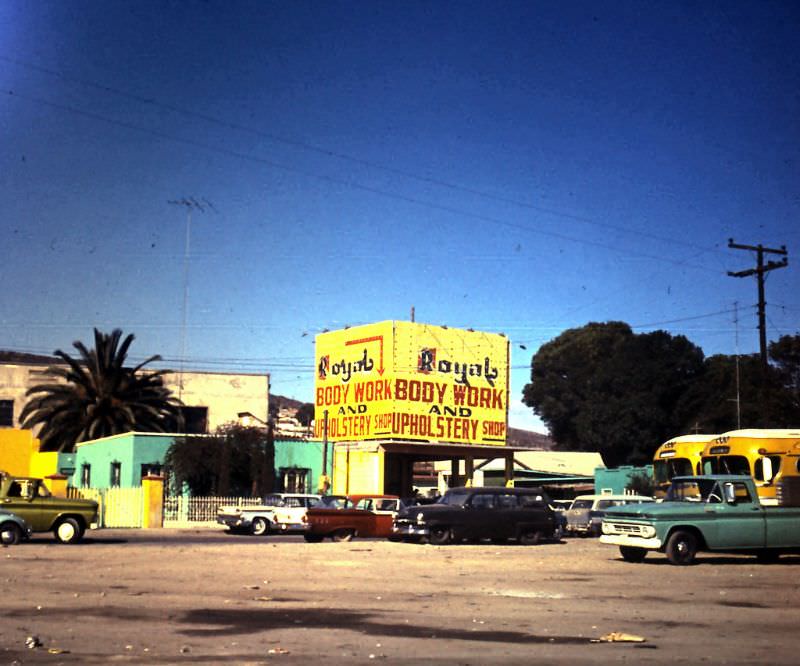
[217,486,564,545]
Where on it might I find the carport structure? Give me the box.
[330,439,528,497]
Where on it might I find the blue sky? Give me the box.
[1,1,798,432]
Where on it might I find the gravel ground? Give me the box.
[2,528,800,664]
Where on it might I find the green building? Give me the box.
[71,432,331,494]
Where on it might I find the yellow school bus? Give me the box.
[700,429,800,505]
[652,434,717,498]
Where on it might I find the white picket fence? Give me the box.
[163,495,263,527]
[69,487,144,528]
[69,488,261,529]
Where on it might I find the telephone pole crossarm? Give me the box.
[726,238,790,375]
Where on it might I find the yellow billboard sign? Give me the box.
[314,321,509,445]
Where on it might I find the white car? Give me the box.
[564,494,655,537]
[217,493,321,536]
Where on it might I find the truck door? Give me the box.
[708,481,765,549]
[2,480,44,531]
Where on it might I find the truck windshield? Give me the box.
[666,479,722,503]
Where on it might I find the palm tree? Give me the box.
[20,329,183,452]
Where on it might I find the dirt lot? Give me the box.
[2,528,800,665]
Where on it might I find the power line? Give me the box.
[6,88,723,275]
[1,54,729,261]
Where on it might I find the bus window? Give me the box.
[754,456,781,482]
[653,458,693,484]
[716,455,750,475]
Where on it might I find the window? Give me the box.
[754,456,781,481]
[469,493,495,509]
[0,400,13,426]
[164,406,208,434]
[141,463,162,478]
[496,494,518,509]
[110,462,122,487]
[729,482,753,504]
[281,468,309,493]
[81,464,91,488]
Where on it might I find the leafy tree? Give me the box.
[626,471,655,496]
[294,403,315,427]
[522,322,705,466]
[164,423,274,496]
[769,334,800,408]
[675,352,800,432]
[20,329,182,452]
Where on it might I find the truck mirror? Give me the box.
[762,457,774,483]
[724,483,736,504]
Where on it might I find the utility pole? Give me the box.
[727,239,788,376]
[168,198,214,400]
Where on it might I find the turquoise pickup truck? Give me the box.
[599,475,800,565]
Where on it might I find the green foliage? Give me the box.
[522,322,706,466]
[164,423,275,497]
[19,329,182,453]
[294,403,315,426]
[523,325,800,467]
[626,471,655,496]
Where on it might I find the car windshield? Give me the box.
[313,496,349,509]
[439,490,470,506]
[570,499,593,510]
[666,478,722,502]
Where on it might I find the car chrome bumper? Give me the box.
[599,534,663,550]
[216,516,249,528]
[392,524,429,536]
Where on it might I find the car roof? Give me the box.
[447,486,545,494]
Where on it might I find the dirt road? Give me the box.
[2,528,799,664]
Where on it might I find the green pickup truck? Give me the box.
[599,475,800,565]
[0,473,98,543]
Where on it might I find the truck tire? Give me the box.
[665,530,697,565]
[1,522,22,546]
[428,526,451,545]
[303,534,324,543]
[251,517,270,536]
[619,546,648,563]
[756,549,780,564]
[54,517,82,544]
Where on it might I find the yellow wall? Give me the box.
[332,446,384,495]
[29,451,61,483]
[0,429,38,476]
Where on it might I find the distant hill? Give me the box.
[270,394,308,411]
[507,427,554,450]
[0,350,58,364]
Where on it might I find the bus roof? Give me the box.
[718,429,800,440]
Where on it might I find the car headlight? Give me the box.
[415,512,426,525]
[641,525,656,538]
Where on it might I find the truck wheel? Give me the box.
[1,522,22,546]
[619,546,648,563]
[251,517,270,536]
[518,529,543,546]
[756,550,780,564]
[303,534,324,543]
[331,528,355,542]
[428,526,451,545]
[665,530,697,565]
[54,518,82,544]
